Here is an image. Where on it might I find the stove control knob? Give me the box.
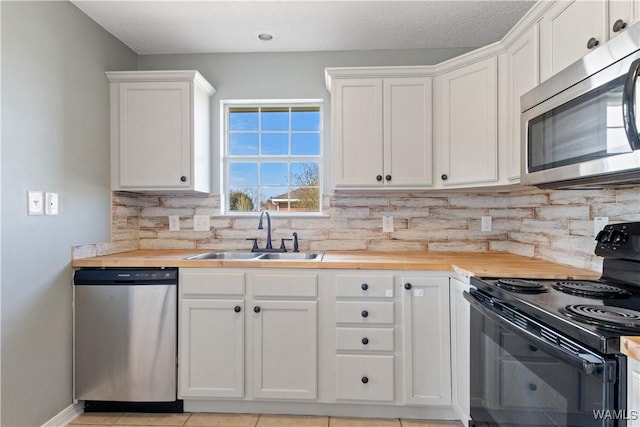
[613,232,628,245]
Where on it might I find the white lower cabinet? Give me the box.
[450,278,471,423]
[400,275,452,406]
[629,357,640,427]
[179,268,319,401]
[336,354,395,401]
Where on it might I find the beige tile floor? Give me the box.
[68,412,463,427]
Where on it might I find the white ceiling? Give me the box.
[71,0,536,55]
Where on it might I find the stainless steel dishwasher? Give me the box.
[74,268,181,412]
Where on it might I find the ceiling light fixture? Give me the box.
[258,33,273,41]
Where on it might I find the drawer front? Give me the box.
[336,354,395,401]
[180,270,245,297]
[252,273,318,298]
[335,274,395,298]
[336,301,394,325]
[336,327,394,352]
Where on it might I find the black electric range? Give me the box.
[471,222,640,354]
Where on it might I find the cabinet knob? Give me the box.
[404,283,412,290]
[385,175,391,181]
[361,310,369,318]
[613,19,627,33]
[376,175,383,182]
[441,174,448,181]
[362,337,369,345]
[361,283,369,291]
[528,383,538,391]
[254,306,261,313]
[361,376,369,384]
[234,305,242,313]
[586,37,599,49]
[180,175,187,182]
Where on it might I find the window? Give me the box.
[222,101,322,214]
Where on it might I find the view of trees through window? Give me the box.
[225,104,322,213]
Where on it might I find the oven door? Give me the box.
[465,290,625,427]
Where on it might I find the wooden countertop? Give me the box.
[622,337,640,362]
[71,249,599,280]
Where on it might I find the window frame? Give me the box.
[220,99,324,216]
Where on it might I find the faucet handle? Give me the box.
[292,232,299,253]
[280,238,293,252]
[246,238,259,252]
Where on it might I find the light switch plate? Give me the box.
[382,215,394,232]
[45,192,59,215]
[168,215,180,231]
[193,215,210,231]
[481,216,492,231]
[28,191,44,215]
[594,217,609,237]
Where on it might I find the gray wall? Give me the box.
[138,47,472,191]
[1,2,136,425]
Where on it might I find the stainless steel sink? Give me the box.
[185,252,262,260]
[185,251,323,261]
[256,252,323,261]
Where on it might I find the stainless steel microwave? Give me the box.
[521,22,640,189]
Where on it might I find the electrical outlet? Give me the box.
[193,215,210,231]
[45,192,59,215]
[382,215,394,232]
[594,217,609,237]
[27,191,44,215]
[481,216,492,232]
[169,215,180,231]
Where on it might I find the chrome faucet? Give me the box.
[258,210,273,250]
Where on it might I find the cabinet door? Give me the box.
[383,77,433,187]
[251,300,318,400]
[540,0,607,81]
[506,25,539,180]
[609,0,640,39]
[401,276,451,406]
[629,357,640,427]
[119,81,191,188]
[332,79,384,187]
[436,57,498,186]
[179,299,244,398]
[450,279,471,423]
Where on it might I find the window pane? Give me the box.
[291,133,320,155]
[260,162,288,186]
[291,108,320,131]
[228,188,257,212]
[229,162,257,187]
[229,108,259,131]
[291,162,319,186]
[261,108,289,131]
[260,187,289,211]
[229,133,259,155]
[290,187,319,212]
[261,133,289,155]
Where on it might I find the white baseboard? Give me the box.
[42,403,83,427]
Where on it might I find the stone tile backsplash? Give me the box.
[110,186,640,272]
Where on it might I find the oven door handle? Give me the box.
[464,291,605,376]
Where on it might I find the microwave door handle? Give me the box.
[622,57,640,150]
[464,291,605,376]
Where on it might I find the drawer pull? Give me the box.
[404,283,412,290]
[234,306,242,313]
[361,376,369,384]
[361,310,369,318]
[361,337,369,345]
[528,383,537,391]
[361,283,369,291]
[254,306,261,313]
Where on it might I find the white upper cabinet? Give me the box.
[435,57,498,187]
[540,0,639,81]
[327,70,433,190]
[505,25,540,181]
[106,70,215,193]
